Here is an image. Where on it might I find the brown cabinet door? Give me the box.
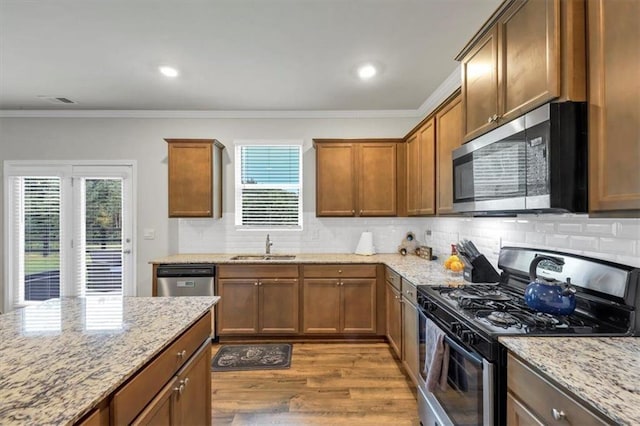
[166,140,213,217]
[316,143,356,216]
[402,301,419,386]
[461,26,499,141]
[417,118,436,215]
[436,94,462,215]
[385,282,402,359]
[588,0,640,214]
[174,342,212,426]
[341,278,376,334]
[499,0,560,122]
[131,378,177,426]
[259,279,299,334]
[406,132,421,216]
[358,143,397,216]
[217,279,259,334]
[506,392,545,426]
[302,279,341,333]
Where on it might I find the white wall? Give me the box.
[0,115,416,307]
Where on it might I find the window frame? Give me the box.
[234,140,304,231]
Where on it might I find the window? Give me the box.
[4,162,135,312]
[235,142,303,229]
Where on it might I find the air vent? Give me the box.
[37,96,78,105]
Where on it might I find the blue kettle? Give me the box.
[524,255,576,316]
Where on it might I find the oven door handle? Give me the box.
[443,335,483,366]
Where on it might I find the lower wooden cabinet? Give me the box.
[401,279,420,386]
[133,341,211,426]
[217,265,300,335]
[385,267,402,359]
[507,353,608,425]
[102,311,212,426]
[302,264,377,335]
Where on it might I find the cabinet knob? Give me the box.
[551,408,566,421]
[351,210,355,214]
[359,210,363,215]
[254,282,259,286]
[338,270,342,274]
[177,349,186,359]
[182,377,190,387]
[174,384,185,395]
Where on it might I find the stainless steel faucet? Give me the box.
[265,234,273,254]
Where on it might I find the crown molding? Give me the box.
[416,66,462,118]
[0,108,421,119]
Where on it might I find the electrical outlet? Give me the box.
[143,228,156,240]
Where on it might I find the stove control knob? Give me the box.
[461,330,476,345]
[451,322,461,333]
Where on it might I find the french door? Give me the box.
[4,162,135,312]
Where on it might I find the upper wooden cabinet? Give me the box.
[458,0,585,142]
[165,139,224,218]
[435,93,463,215]
[314,139,402,217]
[406,117,435,216]
[587,0,640,215]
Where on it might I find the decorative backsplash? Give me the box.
[179,214,640,268]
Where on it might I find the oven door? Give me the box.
[418,309,495,426]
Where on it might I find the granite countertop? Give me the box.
[500,336,640,425]
[0,296,219,426]
[149,253,465,287]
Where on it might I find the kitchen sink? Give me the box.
[229,254,296,261]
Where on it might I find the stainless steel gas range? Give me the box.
[415,246,640,426]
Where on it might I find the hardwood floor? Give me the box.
[211,342,419,425]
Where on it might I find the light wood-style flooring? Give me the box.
[211,342,419,425]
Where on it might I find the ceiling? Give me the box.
[0,0,502,112]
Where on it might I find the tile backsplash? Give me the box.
[179,214,640,268]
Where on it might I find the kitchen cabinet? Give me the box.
[406,117,435,216]
[314,139,401,217]
[133,341,211,426]
[507,353,608,425]
[435,92,462,215]
[587,0,640,215]
[302,264,377,334]
[458,0,586,142]
[217,265,299,335]
[110,311,212,426]
[385,267,402,359]
[401,278,420,386]
[165,138,224,218]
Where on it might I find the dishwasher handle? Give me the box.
[156,264,216,278]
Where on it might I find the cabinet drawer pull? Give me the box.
[177,349,187,359]
[551,408,566,421]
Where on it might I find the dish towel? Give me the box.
[423,317,450,392]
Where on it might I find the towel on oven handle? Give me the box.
[423,317,450,392]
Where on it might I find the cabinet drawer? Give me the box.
[112,311,211,425]
[507,353,607,425]
[218,264,299,278]
[385,267,401,290]
[401,278,417,306]
[303,264,376,278]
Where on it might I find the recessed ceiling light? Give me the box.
[357,64,377,80]
[159,66,179,78]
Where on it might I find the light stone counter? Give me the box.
[0,296,219,426]
[500,336,640,425]
[149,253,465,287]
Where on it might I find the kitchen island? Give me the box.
[0,295,219,425]
[500,336,640,425]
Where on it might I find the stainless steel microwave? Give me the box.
[452,102,588,215]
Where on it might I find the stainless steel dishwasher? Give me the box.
[156,264,216,297]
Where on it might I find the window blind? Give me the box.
[76,178,124,296]
[14,177,62,305]
[236,145,303,229]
